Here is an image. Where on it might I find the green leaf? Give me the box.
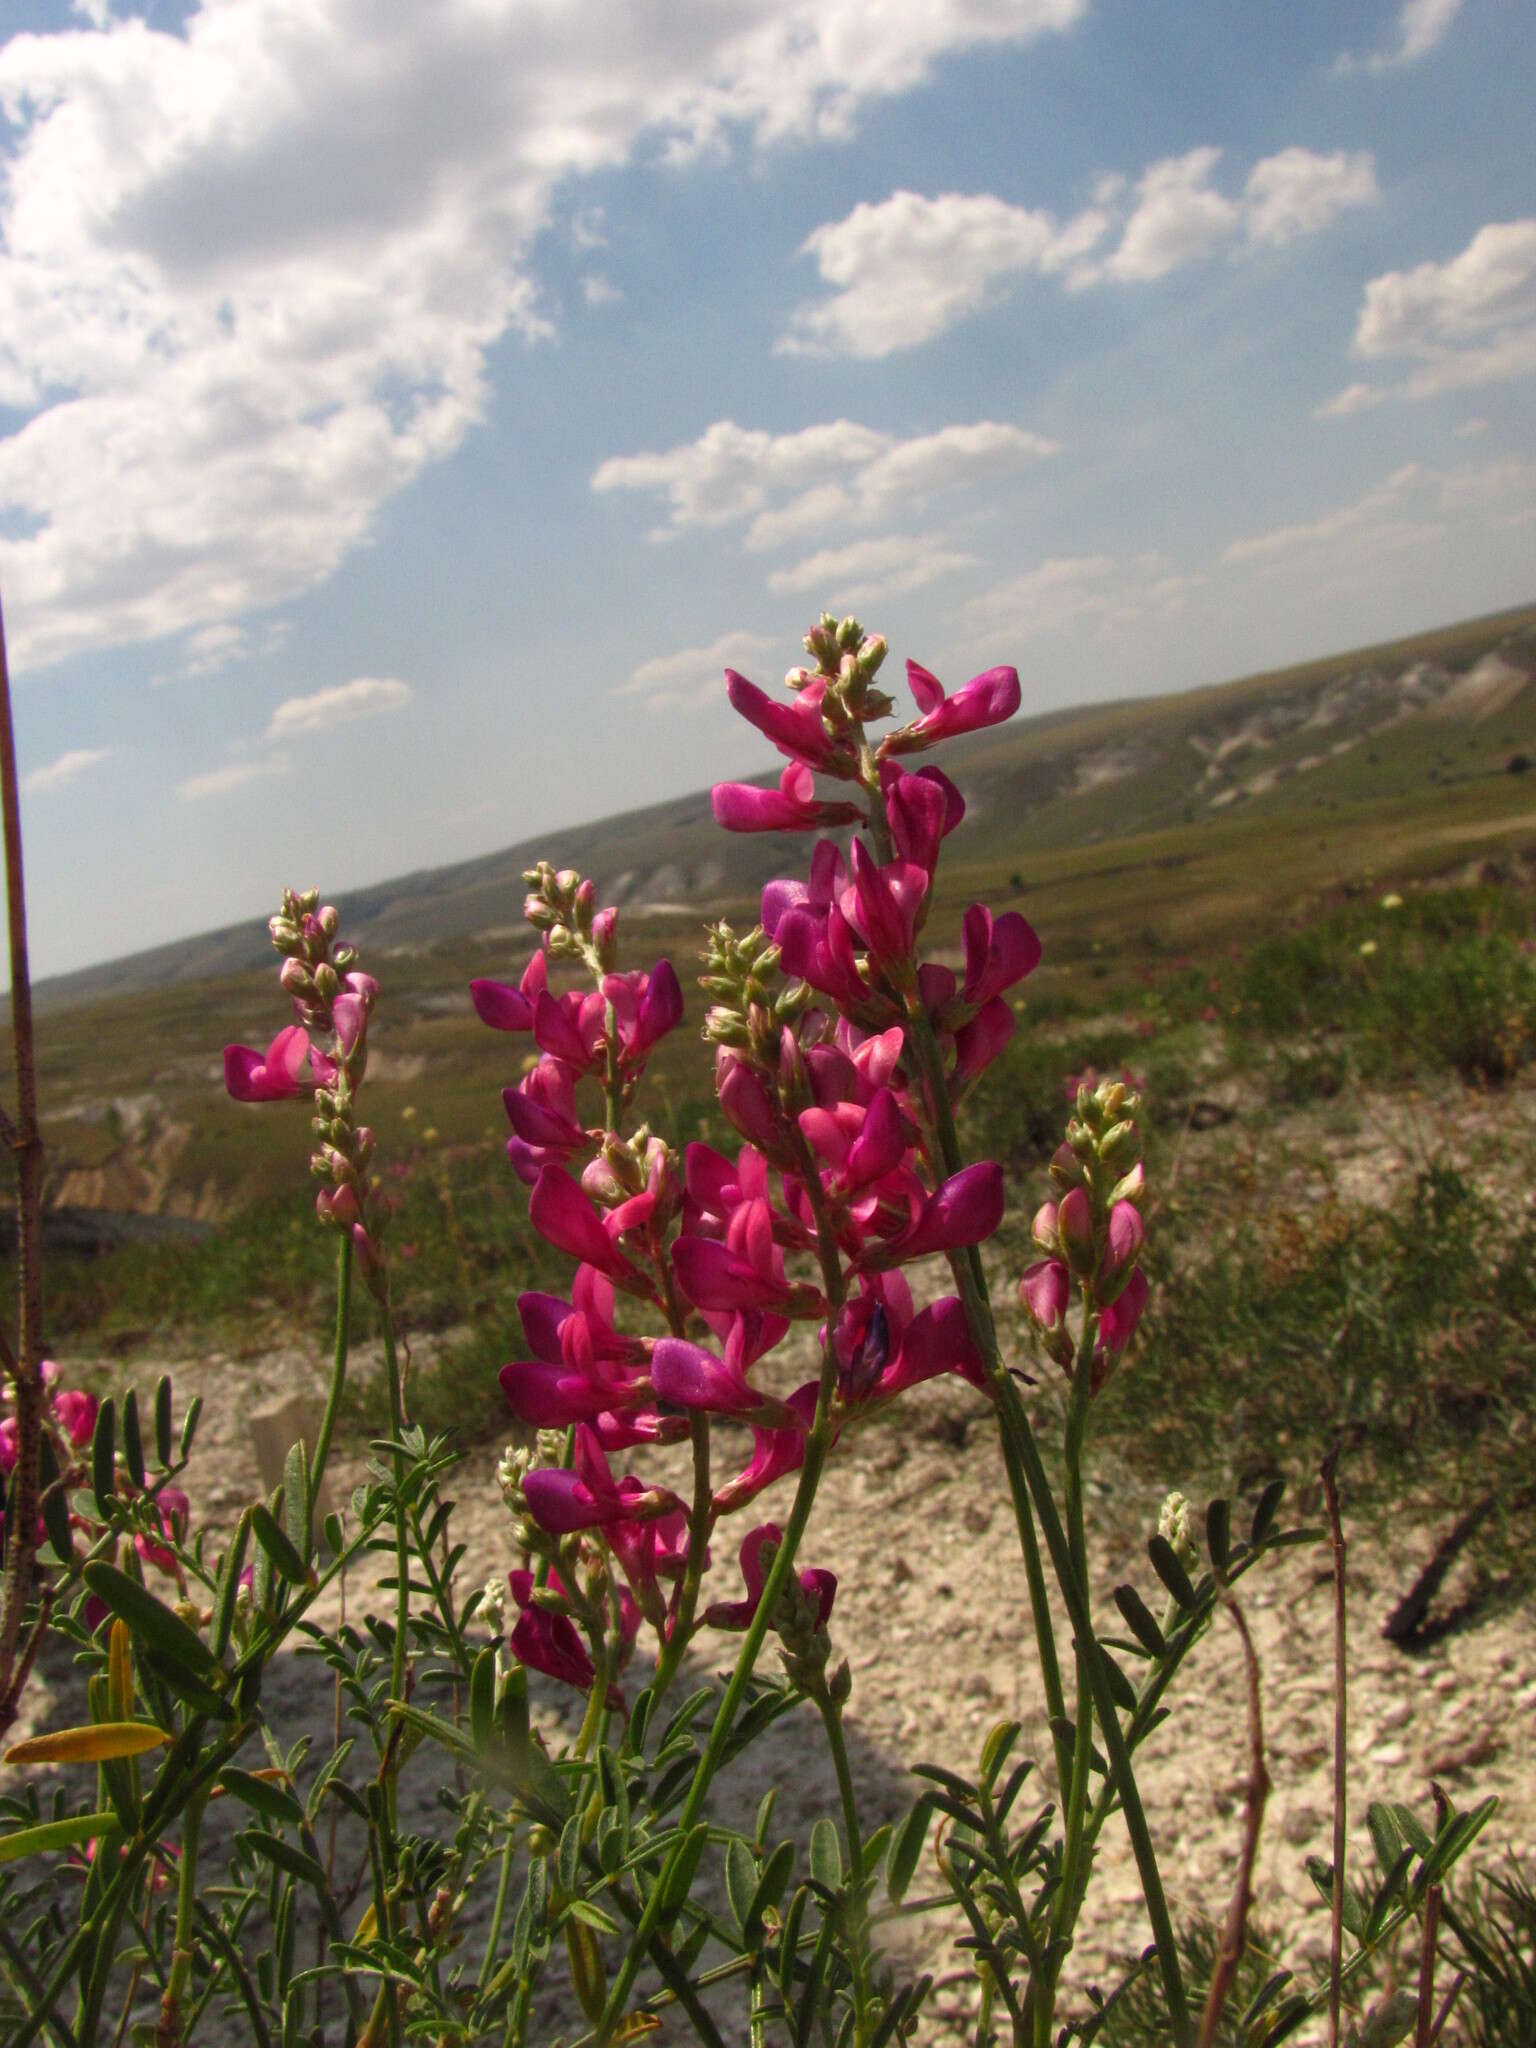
[179,1393,203,1463]
[1100,1649,1138,1715]
[469,1646,496,1754]
[122,1389,145,1489]
[0,1809,118,1865]
[886,1798,933,1905]
[322,1511,344,1556]
[777,1885,809,2005]
[557,1814,582,1897]
[1146,1534,1200,1610]
[979,1719,1022,1790]
[1250,1478,1286,1550]
[725,1837,758,1934]
[627,1686,654,1755]
[83,1561,219,1679]
[565,1896,621,1936]
[1206,1496,1231,1575]
[754,1785,778,1848]
[1390,1803,1433,1858]
[91,1397,117,1520]
[745,1839,795,1945]
[598,1745,630,1850]
[211,1510,253,1660]
[809,1816,842,1895]
[221,1768,305,1830]
[252,1503,313,1588]
[282,1440,312,1564]
[564,1917,607,2023]
[239,1829,328,1890]
[1367,1802,1403,1875]
[657,1824,709,1919]
[1113,1583,1167,1657]
[154,1376,174,1469]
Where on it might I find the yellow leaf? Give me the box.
[351,1902,378,1945]
[108,1620,133,1720]
[565,1919,607,2025]
[611,2016,661,2042]
[5,1720,170,1765]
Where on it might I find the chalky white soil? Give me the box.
[13,1072,1536,2044]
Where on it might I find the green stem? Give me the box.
[478,1821,519,1995]
[1048,1318,1098,2019]
[307,1231,354,1540]
[899,997,1188,2042]
[593,1340,843,2042]
[159,1790,205,2044]
[644,1411,712,1718]
[816,1689,873,2047]
[379,1308,410,1809]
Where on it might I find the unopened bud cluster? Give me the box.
[700,920,810,1060]
[1018,1076,1149,1392]
[522,861,618,973]
[788,612,893,735]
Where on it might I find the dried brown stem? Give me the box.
[0,584,48,1737]
[1320,1445,1347,2048]
[1195,1594,1271,2048]
[1415,1884,1441,2048]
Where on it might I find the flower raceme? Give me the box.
[467,615,1066,1716]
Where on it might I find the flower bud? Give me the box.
[280,957,314,997]
[1048,1141,1087,1192]
[317,904,340,939]
[1057,1186,1096,1276]
[1031,1201,1059,1254]
[1099,1119,1139,1171]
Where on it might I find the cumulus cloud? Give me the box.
[962,553,1206,643]
[767,532,978,606]
[177,757,291,802]
[1223,456,1536,572]
[1319,219,1536,411]
[786,148,1377,350]
[1074,146,1376,286]
[1337,0,1464,72]
[265,675,412,740]
[0,0,1082,673]
[593,416,1059,549]
[22,746,111,795]
[617,629,778,712]
[779,190,1108,357]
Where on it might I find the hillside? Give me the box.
[33,600,1536,1015]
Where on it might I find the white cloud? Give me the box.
[1337,0,1464,72]
[618,629,778,712]
[784,145,1377,351]
[1313,381,1387,419]
[767,532,978,606]
[962,553,1206,644]
[779,190,1108,357]
[1223,456,1536,572]
[177,756,291,802]
[0,0,1083,673]
[22,745,110,795]
[265,675,412,739]
[1333,219,1536,406]
[581,274,623,307]
[1454,416,1489,437]
[1096,148,1240,284]
[1243,149,1378,248]
[593,416,1059,549]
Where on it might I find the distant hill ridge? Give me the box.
[34,600,1536,1014]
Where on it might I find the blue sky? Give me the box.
[1,0,1533,978]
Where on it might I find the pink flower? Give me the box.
[704,1522,836,1632]
[1097,1267,1149,1353]
[838,841,929,967]
[470,950,549,1032]
[528,1168,648,1295]
[961,906,1041,1008]
[725,671,854,775]
[864,1161,1005,1268]
[712,764,863,834]
[223,1026,328,1103]
[882,662,1021,755]
[1020,1258,1070,1332]
[53,1388,98,1449]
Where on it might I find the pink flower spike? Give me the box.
[224,1025,316,1103]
